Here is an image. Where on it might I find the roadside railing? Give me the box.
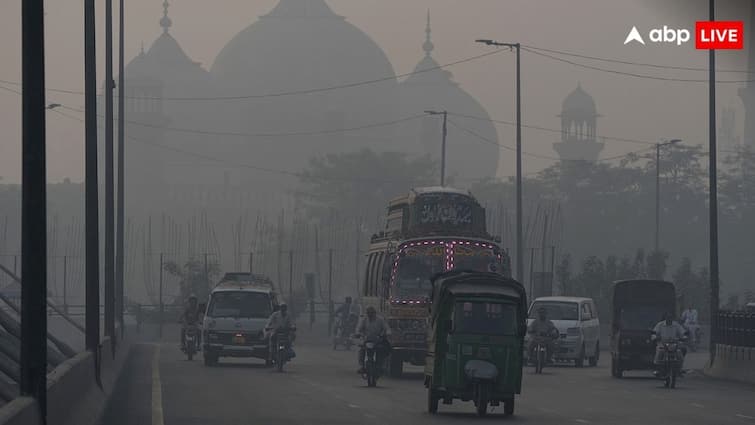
[715,311,755,348]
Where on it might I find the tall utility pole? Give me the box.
[104,0,116,352]
[654,139,681,252]
[288,250,294,316]
[328,248,333,336]
[539,213,549,294]
[20,0,48,418]
[476,39,523,282]
[159,252,164,339]
[84,0,101,358]
[116,0,125,338]
[708,0,720,365]
[425,110,448,186]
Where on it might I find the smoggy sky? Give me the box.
[0,0,750,183]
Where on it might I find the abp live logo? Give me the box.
[695,21,744,49]
[624,21,744,50]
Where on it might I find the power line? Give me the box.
[46,107,438,184]
[0,49,505,102]
[55,103,424,139]
[520,47,755,84]
[522,44,755,74]
[448,118,656,163]
[447,111,657,146]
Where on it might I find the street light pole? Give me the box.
[425,110,448,186]
[104,0,116,352]
[116,0,125,338]
[475,39,523,282]
[654,139,681,253]
[708,0,720,366]
[84,0,101,359]
[20,0,48,417]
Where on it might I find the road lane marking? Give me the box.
[348,404,361,409]
[690,403,704,408]
[152,345,164,425]
[576,420,590,424]
[736,414,755,420]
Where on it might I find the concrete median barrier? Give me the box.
[0,330,136,425]
[705,344,755,385]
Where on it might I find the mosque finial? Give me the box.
[160,1,172,34]
[423,9,434,56]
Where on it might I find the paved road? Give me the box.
[103,338,755,425]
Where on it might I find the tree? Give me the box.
[164,258,221,303]
[646,250,669,280]
[296,149,437,224]
[555,254,572,295]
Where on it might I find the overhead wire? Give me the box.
[520,47,755,84]
[521,44,755,74]
[0,49,505,102]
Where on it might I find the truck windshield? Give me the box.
[454,301,518,335]
[452,244,501,274]
[394,246,444,297]
[207,291,271,319]
[529,301,579,321]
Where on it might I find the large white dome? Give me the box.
[210,0,396,92]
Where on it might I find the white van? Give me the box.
[202,279,279,366]
[525,296,601,367]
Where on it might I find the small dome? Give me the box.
[562,83,597,116]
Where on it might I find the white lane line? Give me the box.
[364,413,377,419]
[736,414,755,420]
[151,345,164,425]
[575,420,590,424]
[348,404,361,409]
[690,403,705,408]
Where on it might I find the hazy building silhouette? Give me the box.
[553,83,604,162]
[120,0,503,211]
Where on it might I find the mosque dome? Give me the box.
[561,83,597,117]
[210,0,396,92]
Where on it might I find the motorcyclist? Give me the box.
[527,307,559,363]
[355,306,390,374]
[681,306,700,345]
[652,312,687,373]
[334,297,354,336]
[180,295,202,350]
[265,303,297,359]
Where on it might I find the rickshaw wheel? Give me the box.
[475,388,488,417]
[503,398,515,416]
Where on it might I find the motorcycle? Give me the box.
[270,327,295,372]
[333,313,358,351]
[357,335,388,387]
[183,324,199,361]
[530,329,558,374]
[655,340,685,389]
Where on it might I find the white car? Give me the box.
[202,279,278,366]
[525,296,601,367]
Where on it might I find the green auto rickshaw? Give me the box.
[424,271,527,417]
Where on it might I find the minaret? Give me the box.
[739,2,755,147]
[423,9,434,57]
[160,1,172,34]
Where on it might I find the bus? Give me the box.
[361,186,510,377]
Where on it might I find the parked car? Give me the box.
[525,296,600,367]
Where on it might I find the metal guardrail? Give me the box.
[715,311,755,348]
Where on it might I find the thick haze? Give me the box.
[0,0,750,183]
